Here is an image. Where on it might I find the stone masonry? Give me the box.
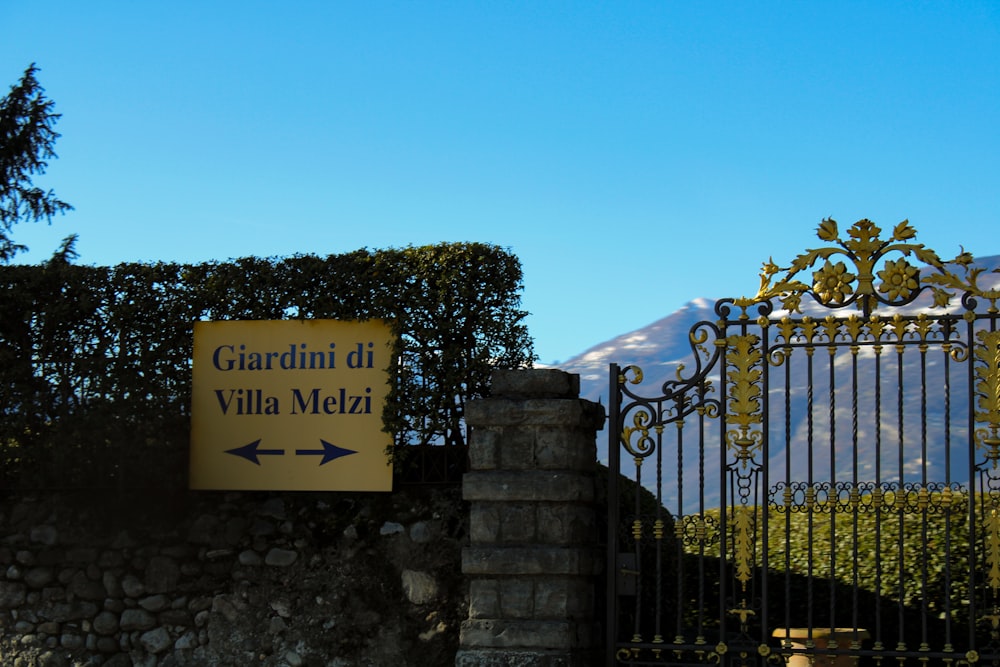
[456,369,605,667]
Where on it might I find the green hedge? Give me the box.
[687,493,973,612]
[679,491,989,646]
[0,242,534,490]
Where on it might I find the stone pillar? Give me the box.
[456,369,605,667]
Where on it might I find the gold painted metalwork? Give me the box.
[815,258,856,304]
[987,509,1000,596]
[917,486,930,512]
[725,334,763,467]
[620,364,643,386]
[617,647,637,661]
[678,513,718,547]
[728,599,756,627]
[621,408,654,459]
[734,218,995,315]
[732,506,754,591]
[974,330,1000,467]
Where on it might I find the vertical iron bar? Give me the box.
[760,319,770,643]
[874,337,884,648]
[806,342,816,639]
[698,382,708,643]
[896,339,906,648]
[675,408,685,644]
[919,340,930,649]
[784,342,793,641]
[851,338,860,641]
[719,335,729,643]
[942,324,954,651]
[674,407,684,643]
[654,423,663,645]
[967,314,978,651]
[828,343,837,634]
[633,447,643,643]
[606,363,621,665]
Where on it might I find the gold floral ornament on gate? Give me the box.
[735,218,999,316]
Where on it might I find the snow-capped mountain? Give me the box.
[555,255,1000,509]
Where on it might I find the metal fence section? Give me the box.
[606,220,1000,666]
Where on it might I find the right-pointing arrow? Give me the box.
[295,439,357,466]
[226,439,286,465]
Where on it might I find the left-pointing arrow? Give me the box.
[225,439,285,465]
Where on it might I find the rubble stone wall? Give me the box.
[0,369,605,667]
[0,484,467,667]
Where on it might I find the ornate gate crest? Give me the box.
[607,219,1000,666]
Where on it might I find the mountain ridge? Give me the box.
[553,255,1000,508]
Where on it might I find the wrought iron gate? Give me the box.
[606,220,1000,666]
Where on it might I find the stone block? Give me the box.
[468,579,500,619]
[498,429,536,470]
[499,579,534,618]
[464,471,595,503]
[468,427,501,470]
[467,399,605,429]
[462,547,602,577]
[455,648,586,667]
[460,618,576,650]
[533,579,593,619]
[491,369,580,399]
[535,427,598,470]
[499,504,537,543]
[537,504,596,545]
[469,504,501,544]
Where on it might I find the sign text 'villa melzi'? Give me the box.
[189,319,394,492]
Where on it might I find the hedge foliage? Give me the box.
[680,492,991,645]
[0,242,534,490]
[687,494,974,611]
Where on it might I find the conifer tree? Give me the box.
[0,63,72,262]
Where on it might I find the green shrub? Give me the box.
[0,243,534,489]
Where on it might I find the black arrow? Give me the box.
[226,439,285,465]
[295,439,357,466]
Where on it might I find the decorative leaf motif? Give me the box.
[974,330,1000,429]
[893,219,917,241]
[914,247,943,267]
[954,248,974,266]
[817,218,839,242]
[726,334,763,429]
[932,288,952,307]
[732,506,755,591]
[847,219,881,243]
[780,292,802,313]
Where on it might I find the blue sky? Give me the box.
[3,2,997,364]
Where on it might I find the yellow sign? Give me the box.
[190,319,394,491]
